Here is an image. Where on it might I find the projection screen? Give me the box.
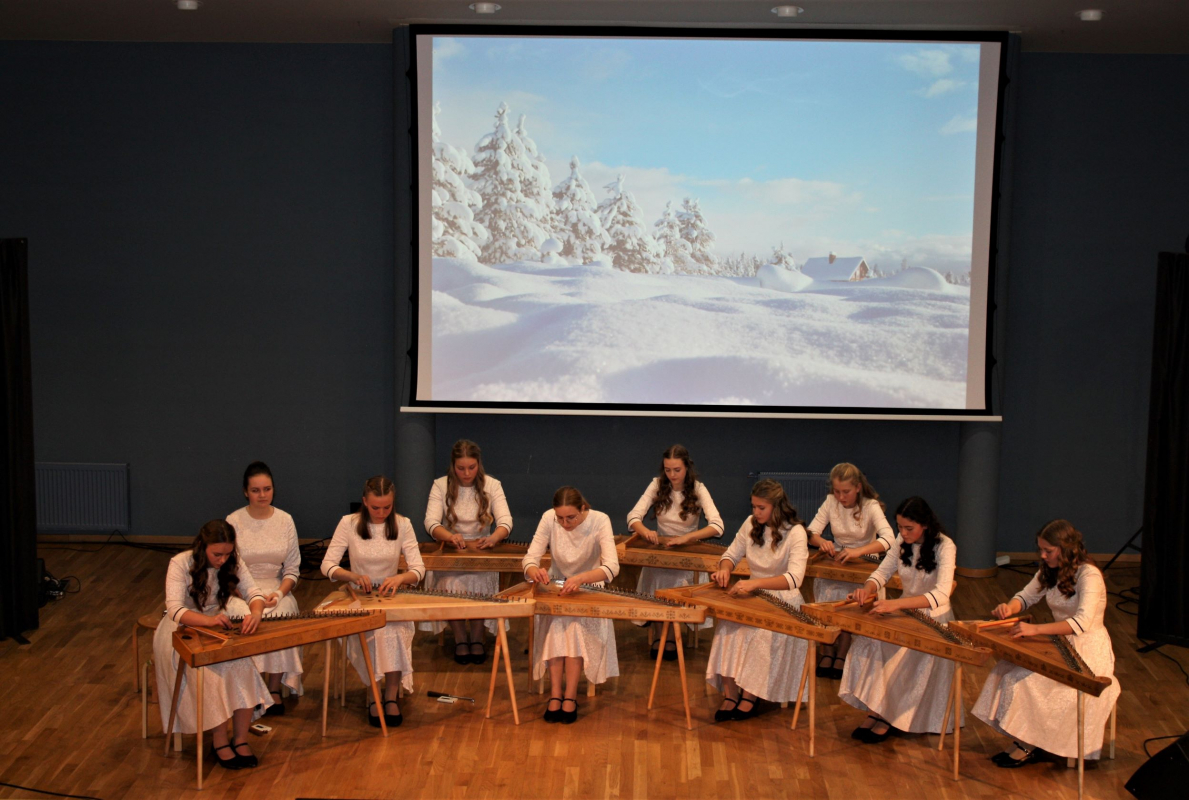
[409,27,1006,417]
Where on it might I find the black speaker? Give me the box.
[1126,732,1189,798]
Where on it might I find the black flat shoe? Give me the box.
[469,642,487,665]
[852,715,881,740]
[560,698,578,724]
[996,744,1042,768]
[544,696,563,723]
[232,742,258,768]
[714,698,739,722]
[650,641,661,659]
[454,643,471,665]
[264,690,285,716]
[211,743,243,770]
[367,700,381,728]
[383,699,403,727]
[858,721,893,744]
[828,657,846,681]
[815,655,833,679]
[662,641,678,662]
[731,697,759,721]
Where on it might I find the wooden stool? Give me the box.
[133,611,179,748]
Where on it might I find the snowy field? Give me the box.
[430,258,971,409]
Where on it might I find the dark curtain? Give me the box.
[0,238,39,641]
[1139,252,1189,647]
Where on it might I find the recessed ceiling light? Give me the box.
[772,5,804,17]
[1075,9,1104,22]
[470,2,501,13]
[176,0,200,9]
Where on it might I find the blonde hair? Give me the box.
[444,439,493,531]
[1037,519,1094,598]
[828,462,884,522]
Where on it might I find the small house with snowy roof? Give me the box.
[801,252,870,282]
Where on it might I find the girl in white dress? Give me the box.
[839,496,958,744]
[806,463,895,679]
[153,520,275,770]
[522,486,620,724]
[225,461,303,715]
[320,476,425,728]
[705,479,810,722]
[627,444,724,658]
[422,439,514,665]
[972,519,1121,767]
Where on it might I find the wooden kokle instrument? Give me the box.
[616,532,750,574]
[496,580,707,624]
[806,550,902,590]
[949,619,1117,800]
[165,609,389,789]
[652,582,839,748]
[317,585,532,727]
[401,540,550,573]
[948,619,1113,696]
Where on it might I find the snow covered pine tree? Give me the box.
[552,156,609,264]
[597,175,663,273]
[430,102,488,260]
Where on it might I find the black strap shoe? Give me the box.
[232,742,258,768]
[383,699,403,727]
[714,698,739,722]
[561,698,579,724]
[544,696,563,723]
[211,743,243,770]
[264,690,285,716]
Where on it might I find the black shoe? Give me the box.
[264,690,285,716]
[211,743,243,770]
[714,698,739,723]
[232,742,258,768]
[469,642,487,665]
[560,698,578,724]
[858,721,893,744]
[544,696,563,723]
[815,655,833,679]
[650,641,661,659]
[454,643,471,665]
[663,641,678,662]
[828,657,846,681]
[852,715,881,740]
[731,697,759,721]
[996,744,1041,768]
[367,700,381,728]
[383,699,403,727]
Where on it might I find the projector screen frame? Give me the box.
[405,24,1010,419]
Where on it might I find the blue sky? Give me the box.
[428,35,993,270]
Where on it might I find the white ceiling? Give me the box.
[2,1,1188,54]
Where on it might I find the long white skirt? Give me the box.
[153,618,272,733]
[705,588,809,703]
[416,569,507,636]
[838,612,961,734]
[347,621,416,693]
[635,566,714,630]
[226,581,303,696]
[971,627,1120,759]
[533,615,619,685]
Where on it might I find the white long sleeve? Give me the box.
[783,524,809,591]
[523,509,618,583]
[424,476,513,539]
[164,551,264,623]
[320,515,354,582]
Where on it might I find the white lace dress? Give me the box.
[320,514,425,692]
[704,521,811,703]
[627,478,724,629]
[224,506,303,694]
[971,564,1121,759]
[419,475,513,635]
[153,552,274,732]
[522,509,620,685]
[805,496,895,603]
[838,534,960,734]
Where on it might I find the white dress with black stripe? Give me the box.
[419,475,514,635]
[704,520,811,703]
[153,552,274,733]
[805,496,895,603]
[522,509,620,685]
[320,514,425,692]
[838,534,960,734]
[971,564,1121,759]
[627,479,723,629]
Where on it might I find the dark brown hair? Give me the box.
[748,479,802,550]
[895,496,944,574]
[552,486,589,512]
[444,440,493,531]
[242,461,273,491]
[188,519,240,611]
[652,444,701,522]
[1036,519,1093,598]
[357,475,398,541]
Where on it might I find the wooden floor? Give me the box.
[1,545,1185,800]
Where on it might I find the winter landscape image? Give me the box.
[422,35,996,409]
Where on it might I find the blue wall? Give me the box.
[3,42,1187,554]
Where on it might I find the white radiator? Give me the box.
[751,471,829,521]
[35,462,130,533]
